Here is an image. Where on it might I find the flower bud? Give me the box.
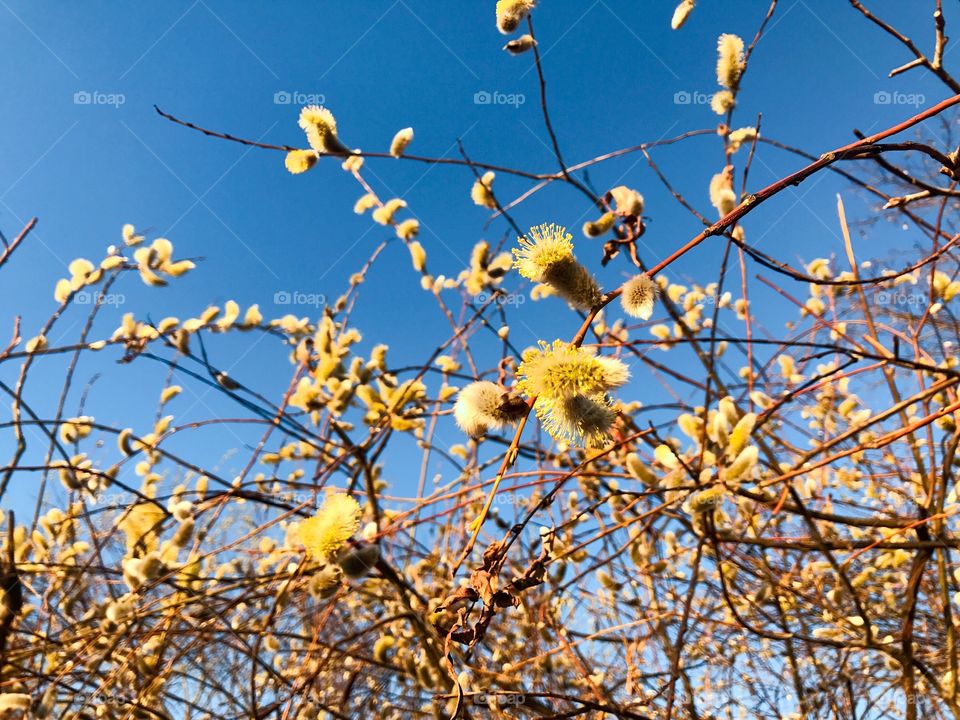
[503,34,537,54]
[390,127,414,157]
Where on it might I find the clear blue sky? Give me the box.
[0,2,950,516]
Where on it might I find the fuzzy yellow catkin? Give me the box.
[54,278,72,303]
[517,340,629,400]
[354,193,378,215]
[101,254,124,270]
[722,444,758,481]
[716,34,745,89]
[503,34,536,54]
[172,518,195,547]
[25,334,47,353]
[609,186,644,217]
[390,127,414,157]
[496,0,536,34]
[728,127,758,153]
[408,242,427,271]
[659,452,686,482]
[122,223,144,246]
[372,198,407,225]
[242,305,262,327]
[582,212,616,238]
[454,380,525,437]
[298,491,362,559]
[548,258,602,310]
[471,171,497,209]
[342,154,364,172]
[671,0,695,29]
[709,167,737,217]
[728,412,756,458]
[620,274,658,320]
[535,393,616,448]
[396,219,420,241]
[216,300,240,329]
[285,149,318,174]
[711,89,735,115]
[69,257,94,280]
[513,224,601,310]
[117,428,135,456]
[298,105,351,155]
[67,420,92,445]
[152,238,173,264]
[626,452,657,484]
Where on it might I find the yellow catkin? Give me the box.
[671,0,695,29]
[390,127,414,157]
[471,171,497,209]
[496,0,536,34]
[620,274,658,320]
[298,492,362,559]
[285,149,318,174]
[716,34,745,89]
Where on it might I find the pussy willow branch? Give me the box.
[850,0,960,93]
[452,92,960,575]
[153,105,546,181]
[0,217,36,271]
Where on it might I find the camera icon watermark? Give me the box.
[475,693,526,707]
[474,90,526,108]
[274,90,326,105]
[673,90,711,106]
[876,290,924,306]
[475,291,525,307]
[75,291,126,306]
[873,90,925,108]
[273,290,326,308]
[73,90,126,108]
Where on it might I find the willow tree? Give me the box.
[3,2,960,719]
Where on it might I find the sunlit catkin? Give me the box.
[716,34,745,89]
[25,335,47,353]
[284,149,319,174]
[671,0,695,29]
[390,127,414,157]
[372,198,407,225]
[408,241,427,271]
[471,171,497,209]
[298,105,351,155]
[517,341,629,400]
[496,0,536,34]
[727,126,758,153]
[721,444,758,481]
[709,167,737,217]
[396,218,420,241]
[298,491,362,559]
[504,34,536,54]
[454,380,526,437]
[620,274,658,320]
[513,224,601,310]
[354,193,378,214]
[609,185,645,217]
[711,89,735,115]
[582,212,616,238]
[535,393,616,448]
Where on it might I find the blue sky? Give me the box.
[0,1,951,518]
